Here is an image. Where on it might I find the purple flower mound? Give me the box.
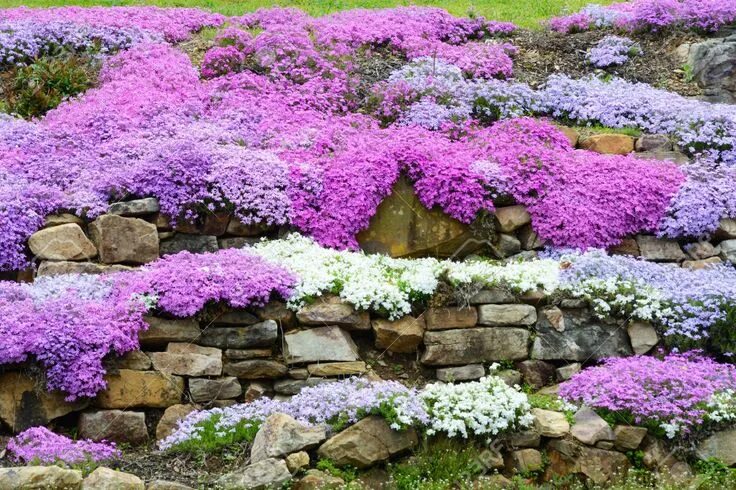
[549,0,736,33]
[126,249,296,318]
[0,6,225,42]
[7,427,120,465]
[559,353,736,434]
[0,249,294,399]
[586,35,642,67]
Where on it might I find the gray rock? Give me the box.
[37,261,131,276]
[421,327,529,366]
[571,407,614,446]
[517,360,556,389]
[317,416,417,468]
[89,215,158,264]
[518,225,545,250]
[225,360,288,379]
[0,466,82,489]
[555,363,581,381]
[636,235,687,262]
[510,449,543,473]
[635,134,672,152]
[497,234,521,257]
[697,428,736,466]
[225,349,273,360]
[469,288,515,305]
[477,304,537,326]
[150,349,222,377]
[108,198,160,216]
[140,317,200,347]
[189,377,242,402]
[28,223,97,261]
[508,430,541,448]
[685,241,720,260]
[720,239,736,264]
[496,369,522,387]
[146,481,194,490]
[273,378,334,395]
[689,34,736,103]
[296,299,370,330]
[627,321,659,355]
[79,410,148,445]
[218,237,260,249]
[717,218,736,240]
[283,326,360,364]
[532,308,632,361]
[160,233,218,255]
[251,413,327,463]
[424,307,478,330]
[111,351,152,370]
[198,321,278,349]
[82,467,144,489]
[286,452,310,474]
[436,364,485,382]
[614,426,648,451]
[217,459,292,490]
[494,205,531,233]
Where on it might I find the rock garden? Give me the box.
[3,1,736,488]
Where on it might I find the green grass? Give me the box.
[0,0,615,29]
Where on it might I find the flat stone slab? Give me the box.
[283,326,360,364]
[421,327,529,366]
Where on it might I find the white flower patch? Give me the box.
[421,375,534,441]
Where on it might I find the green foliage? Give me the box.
[0,0,616,30]
[166,414,261,454]
[693,458,736,488]
[316,459,358,483]
[2,55,96,118]
[666,302,736,360]
[388,437,489,490]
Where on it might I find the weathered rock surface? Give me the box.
[140,317,200,346]
[627,321,659,355]
[532,308,632,361]
[0,372,87,431]
[286,452,310,474]
[217,458,291,490]
[422,327,529,365]
[689,33,736,103]
[424,307,478,330]
[555,363,581,381]
[0,466,82,489]
[580,134,635,154]
[517,360,556,389]
[82,467,144,490]
[717,218,736,240]
[96,370,183,409]
[372,316,425,353]
[225,360,288,379]
[37,261,130,276]
[108,198,160,216]
[189,377,242,402]
[636,235,687,262]
[146,481,195,490]
[89,215,158,264]
[532,408,569,438]
[571,407,614,446]
[28,223,97,261]
[307,361,367,376]
[469,288,515,305]
[79,410,148,444]
[251,413,327,462]
[721,239,736,264]
[697,428,736,466]
[613,426,648,451]
[436,364,485,382]
[357,176,477,258]
[160,234,218,255]
[156,404,198,440]
[317,416,417,468]
[150,344,222,377]
[477,304,537,326]
[44,213,85,228]
[283,326,359,364]
[494,205,531,233]
[293,470,344,490]
[273,378,333,395]
[296,300,370,330]
[635,134,672,152]
[509,449,543,473]
[198,321,278,349]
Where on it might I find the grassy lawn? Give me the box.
[0,0,611,29]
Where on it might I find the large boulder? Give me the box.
[95,370,183,409]
[78,410,148,445]
[28,223,97,261]
[89,214,159,264]
[531,308,632,361]
[689,34,736,103]
[0,372,88,431]
[421,327,529,365]
[82,467,144,490]
[0,466,82,489]
[283,326,360,364]
[217,458,291,490]
[251,413,327,463]
[357,176,478,258]
[317,416,417,468]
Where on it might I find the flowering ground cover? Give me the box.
[3,6,736,272]
[7,427,120,466]
[560,353,736,438]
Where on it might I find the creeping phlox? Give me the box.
[560,353,736,438]
[7,427,120,465]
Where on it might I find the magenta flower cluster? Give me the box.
[559,353,736,433]
[0,249,294,399]
[549,0,736,33]
[7,426,120,465]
